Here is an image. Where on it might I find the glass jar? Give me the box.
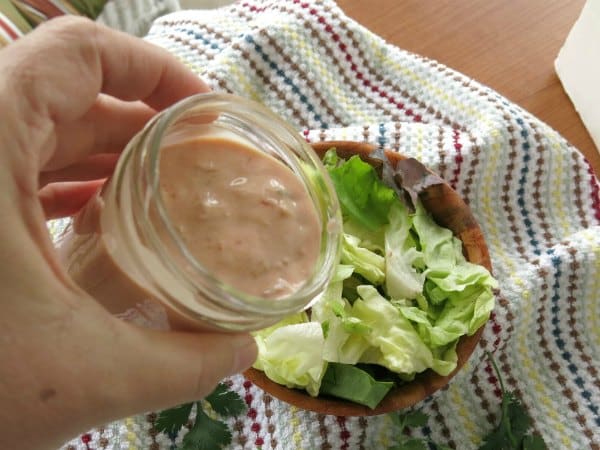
[56,93,341,332]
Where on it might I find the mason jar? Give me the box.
[55,93,341,332]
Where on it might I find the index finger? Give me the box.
[94,21,211,110]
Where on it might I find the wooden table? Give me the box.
[337,0,600,177]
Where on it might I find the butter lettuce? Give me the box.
[341,233,385,285]
[253,151,497,407]
[384,202,425,299]
[311,265,372,365]
[352,285,434,375]
[324,151,397,231]
[253,312,326,396]
[320,363,394,409]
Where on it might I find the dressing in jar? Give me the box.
[55,93,341,331]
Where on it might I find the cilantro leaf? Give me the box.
[155,402,193,435]
[522,434,548,450]
[478,352,548,450]
[204,383,246,417]
[154,385,247,450]
[504,392,532,444]
[402,411,429,428]
[390,439,428,450]
[389,410,435,450]
[390,410,428,432]
[180,404,232,450]
[478,424,512,450]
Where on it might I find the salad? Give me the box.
[252,149,497,409]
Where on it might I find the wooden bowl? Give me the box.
[244,141,492,416]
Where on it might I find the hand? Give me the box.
[0,17,257,450]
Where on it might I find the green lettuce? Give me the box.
[410,202,498,342]
[384,202,425,300]
[311,266,372,365]
[341,233,385,285]
[320,363,394,409]
[253,312,326,396]
[324,150,397,231]
[352,285,434,375]
[253,150,497,406]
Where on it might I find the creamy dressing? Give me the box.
[158,136,322,298]
[57,132,323,326]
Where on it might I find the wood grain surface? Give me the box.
[245,141,491,416]
[336,0,600,177]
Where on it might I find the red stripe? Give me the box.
[0,16,20,40]
[242,0,424,123]
[586,162,600,223]
[243,380,264,447]
[337,416,351,449]
[449,128,464,190]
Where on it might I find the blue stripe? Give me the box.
[378,123,387,148]
[244,34,328,129]
[550,251,599,426]
[149,26,225,53]
[514,116,540,255]
[182,27,222,50]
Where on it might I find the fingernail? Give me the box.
[231,334,258,374]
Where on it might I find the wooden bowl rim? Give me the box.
[244,140,492,416]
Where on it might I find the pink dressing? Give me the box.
[158,136,322,298]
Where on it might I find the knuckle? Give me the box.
[39,15,97,37]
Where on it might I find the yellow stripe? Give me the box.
[376,414,393,449]
[547,135,570,234]
[367,33,496,132]
[228,64,262,101]
[481,130,518,273]
[416,125,424,161]
[583,230,600,347]
[449,382,479,444]
[284,24,373,124]
[125,417,139,450]
[289,406,304,449]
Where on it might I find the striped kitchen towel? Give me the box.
[56,0,600,449]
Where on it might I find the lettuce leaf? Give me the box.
[341,233,386,285]
[342,217,385,254]
[325,151,397,231]
[311,267,372,365]
[410,202,497,342]
[353,285,433,375]
[253,150,497,406]
[385,202,426,300]
[320,363,394,409]
[253,312,326,396]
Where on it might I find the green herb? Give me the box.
[478,352,548,450]
[388,353,547,450]
[389,410,452,450]
[154,383,246,450]
[155,402,193,435]
[204,383,246,417]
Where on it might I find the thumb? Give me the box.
[106,320,257,415]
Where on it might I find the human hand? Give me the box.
[0,17,257,450]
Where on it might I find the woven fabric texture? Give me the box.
[58,0,600,449]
